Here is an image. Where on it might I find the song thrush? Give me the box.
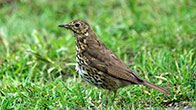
[58,19,170,99]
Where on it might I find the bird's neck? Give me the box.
[74,28,98,54]
[74,33,88,55]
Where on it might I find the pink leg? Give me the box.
[105,90,111,99]
[113,90,117,100]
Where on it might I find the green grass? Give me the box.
[0,0,196,109]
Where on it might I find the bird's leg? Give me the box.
[113,90,117,100]
[105,90,111,99]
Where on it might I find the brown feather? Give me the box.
[83,32,144,84]
[142,80,170,94]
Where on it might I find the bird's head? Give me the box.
[58,19,90,35]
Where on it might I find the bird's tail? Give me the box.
[142,80,170,94]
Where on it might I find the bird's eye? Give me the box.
[75,23,80,27]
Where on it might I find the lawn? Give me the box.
[0,0,196,109]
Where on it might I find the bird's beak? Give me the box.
[58,23,70,28]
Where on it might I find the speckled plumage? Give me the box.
[74,30,122,90]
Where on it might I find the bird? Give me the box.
[58,19,170,99]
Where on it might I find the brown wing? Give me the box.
[83,38,144,84]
